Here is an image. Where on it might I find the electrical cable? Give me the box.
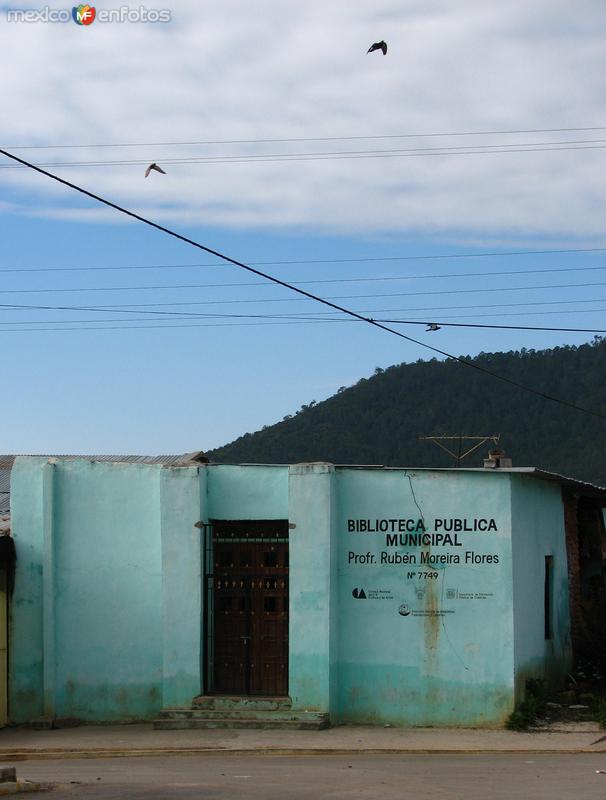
[0,320,327,332]
[1,145,605,421]
[380,319,606,334]
[6,124,606,149]
[1,277,606,300]
[0,313,605,335]
[2,249,605,274]
[7,138,606,160]
[5,294,606,317]
[1,142,605,169]
[3,317,606,334]
[431,307,606,321]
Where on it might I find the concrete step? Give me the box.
[154,695,328,731]
[153,713,329,731]
[192,695,292,711]
[158,708,307,721]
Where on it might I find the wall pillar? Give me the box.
[160,466,206,708]
[9,457,48,722]
[288,464,337,713]
[41,461,55,720]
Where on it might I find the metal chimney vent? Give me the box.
[483,449,513,469]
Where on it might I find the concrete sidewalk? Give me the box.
[0,722,605,760]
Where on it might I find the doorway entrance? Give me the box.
[206,520,289,696]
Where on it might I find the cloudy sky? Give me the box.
[1,0,605,453]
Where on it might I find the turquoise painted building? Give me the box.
[8,456,606,727]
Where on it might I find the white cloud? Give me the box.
[0,0,605,239]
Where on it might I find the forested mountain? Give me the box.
[208,338,606,485]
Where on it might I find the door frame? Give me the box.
[203,519,290,696]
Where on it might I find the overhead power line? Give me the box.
[1,141,605,169]
[5,294,606,317]
[403,307,606,321]
[0,320,325,332]
[3,317,606,334]
[382,319,606,334]
[4,295,606,319]
[0,313,605,335]
[1,145,605,423]
[6,125,606,150]
[7,307,606,324]
[2,249,605,274]
[1,279,605,303]
[1,263,606,290]
[2,299,606,331]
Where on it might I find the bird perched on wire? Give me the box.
[145,163,166,178]
[426,323,441,332]
[367,40,387,55]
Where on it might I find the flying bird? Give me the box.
[367,40,387,55]
[145,163,166,178]
[426,323,441,332]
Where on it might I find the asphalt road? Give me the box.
[16,754,606,799]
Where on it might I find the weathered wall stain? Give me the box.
[423,577,440,675]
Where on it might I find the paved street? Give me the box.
[15,754,606,800]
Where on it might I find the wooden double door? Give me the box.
[209,521,289,696]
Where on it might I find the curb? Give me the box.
[0,746,605,760]
[0,781,49,795]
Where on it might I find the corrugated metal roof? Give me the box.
[2,458,604,513]
[0,453,207,512]
[407,466,606,494]
[0,454,184,468]
[0,470,10,495]
[0,466,10,514]
[468,466,606,499]
[330,465,606,499]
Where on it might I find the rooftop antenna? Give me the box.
[419,434,500,467]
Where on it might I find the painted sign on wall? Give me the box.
[344,512,503,615]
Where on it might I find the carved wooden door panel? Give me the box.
[211,522,289,695]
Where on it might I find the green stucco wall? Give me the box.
[11,459,166,722]
[10,460,290,723]
[206,465,288,520]
[9,458,47,722]
[9,459,572,728]
[288,464,338,712]
[160,466,204,709]
[53,460,163,720]
[331,469,515,726]
[510,475,572,695]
